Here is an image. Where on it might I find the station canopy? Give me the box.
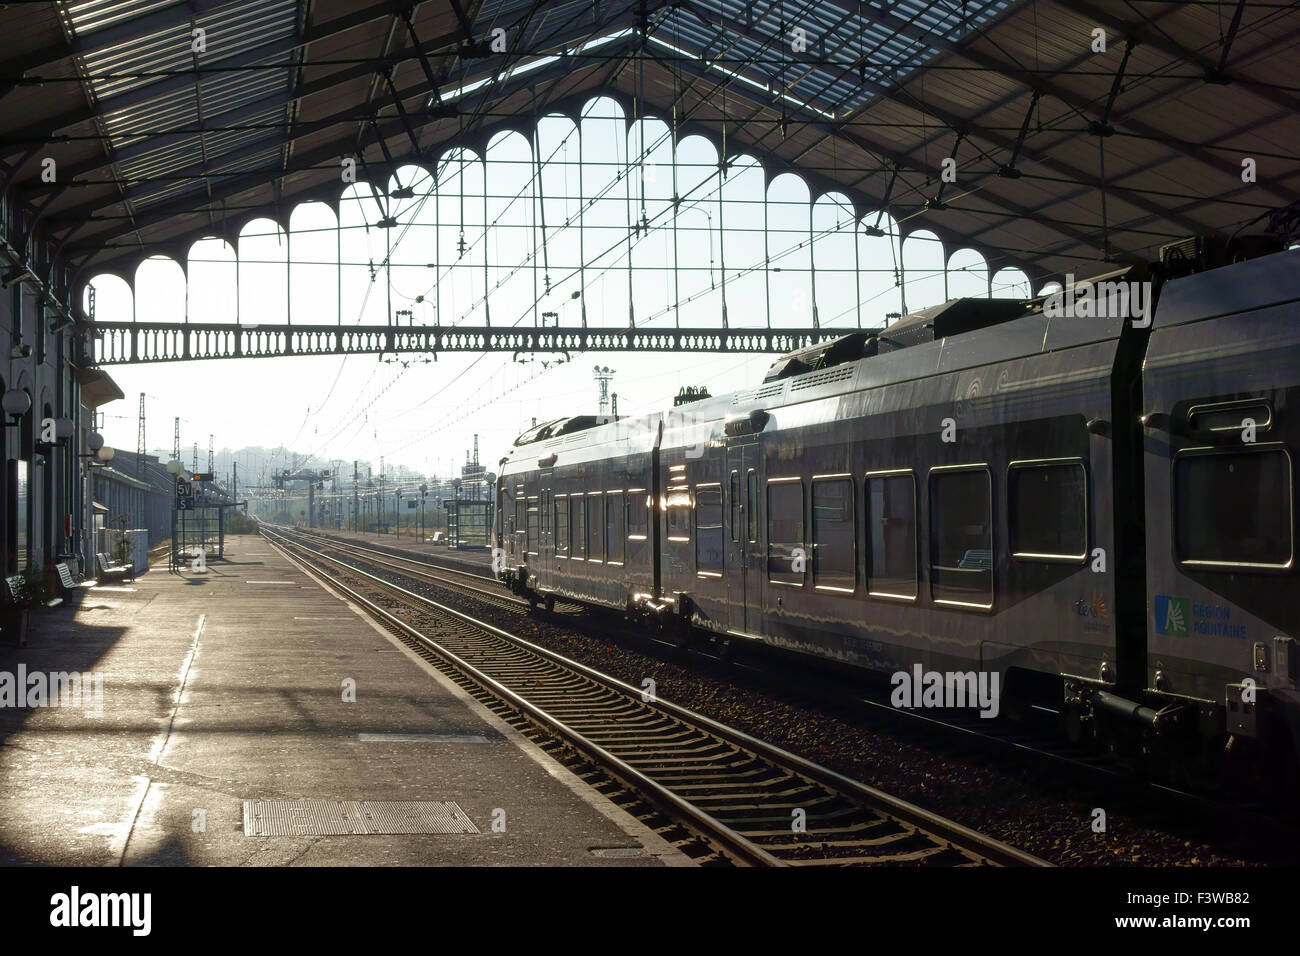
[3,0,1298,297]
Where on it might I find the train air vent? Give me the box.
[789,365,856,391]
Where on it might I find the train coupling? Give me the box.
[1064,678,1192,735]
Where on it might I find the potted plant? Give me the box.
[114,533,132,570]
[113,515,133,572]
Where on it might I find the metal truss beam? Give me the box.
[842,0,1299,207]
[88,321,848,365]
[58,36,640,271]
[0,2,451,158]
[1064,0,1300,115]
[669,6,1215,238]
[655,51,1135,264]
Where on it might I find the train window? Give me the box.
[866,472,917,600]
[695,484,724,576]
[1188,400,1272,435]
[729,471,740,543]
[607,492,626,564]
[571,494,585,559]
[929,467,993,608]
[627,488,648,540]
[746,470,758,542]
[1009,460,1088,562]
[555,496,569,557]
[526,497,539,556]
[1175,447,1293,569]
[767,478,804,586]
[666,483,691,542]
[586,494,604,561]
[812,477,855,592]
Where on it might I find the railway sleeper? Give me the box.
[722,804,871,827]
[704,794,843,816]
[601,739,735,756]
[552,719,682,735]
[670,777,810,795]
[744,819,911,843]
[621,751,752,769]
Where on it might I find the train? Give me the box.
[492,243,1300,791]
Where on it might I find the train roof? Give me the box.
[502,287,1148,470]
[1152,248,1299,328]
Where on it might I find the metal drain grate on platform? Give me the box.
[243,800,479,836]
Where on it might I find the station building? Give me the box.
[0,252,121,581]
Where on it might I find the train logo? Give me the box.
[1074,592,1110,632]
[1153,595,1189,637]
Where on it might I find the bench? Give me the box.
[54,561,79,597]
[1,571,63,647]
[4,572,62,610]
[96,552,135,582]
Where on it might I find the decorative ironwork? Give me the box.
[87,322,847,365]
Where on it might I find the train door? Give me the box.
[494,478,507,553]
[725,441,761,633]
[536,469,554,590]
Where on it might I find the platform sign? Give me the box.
[191,472,214,482]
[176,479,192,498]
[177,497,195,510]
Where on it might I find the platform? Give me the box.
[0,537,690,866]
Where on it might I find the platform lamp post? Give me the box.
[166,458,184,570]
[75,430,113,573]
[57,418,75,562]
[419,483,427,543]
[86,436,115,568]
[2,387,30,424]
[451,478,462,549]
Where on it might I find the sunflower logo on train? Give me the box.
[1074,592,1111,631]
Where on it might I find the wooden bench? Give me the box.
[96,552,135,582]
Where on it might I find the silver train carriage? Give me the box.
[493,248,1300,783]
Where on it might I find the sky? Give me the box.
[87,98,1033,486]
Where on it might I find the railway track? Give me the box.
[267,524,1293,852]
[271,525,522,612]
[288,527,496,581]
[262,526,1045,868]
